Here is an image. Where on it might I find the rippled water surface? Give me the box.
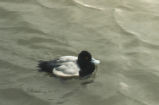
[0,0,159,105]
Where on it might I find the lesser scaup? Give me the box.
[38,51,100,78]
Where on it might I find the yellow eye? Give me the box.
[85,57,89,60]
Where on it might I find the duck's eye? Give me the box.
[85,57,89,60]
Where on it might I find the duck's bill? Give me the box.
[91,58,100,65]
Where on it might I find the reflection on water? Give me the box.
[0,0,159,105]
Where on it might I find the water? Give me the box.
[0,0,159,105]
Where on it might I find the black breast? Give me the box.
[79,63,95,77]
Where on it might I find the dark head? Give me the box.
[77,51,100,77]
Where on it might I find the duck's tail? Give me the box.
[38,60,53,73]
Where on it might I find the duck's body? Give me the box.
[52,56,80,77]
[38,51,100,78]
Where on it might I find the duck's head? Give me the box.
[77,51,100,77]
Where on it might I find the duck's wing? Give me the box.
[38,56,77,74]
[53,62,80,77]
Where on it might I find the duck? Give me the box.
[38,51,100,78]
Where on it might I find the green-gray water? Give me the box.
[0,0,159,105]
